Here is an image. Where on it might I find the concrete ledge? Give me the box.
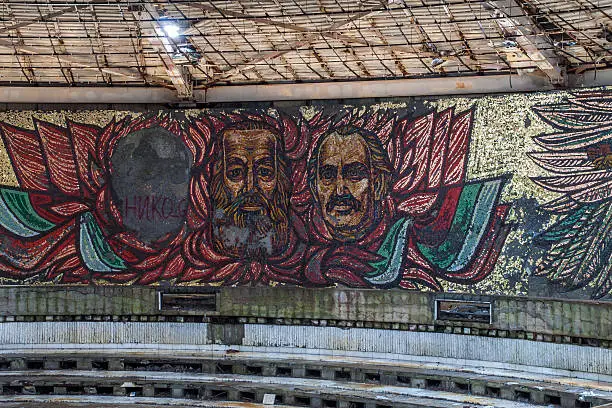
[2,345,611,389]
[218,287,612,341]
[0,395,291,407]
[4,71,611,104]
[1,343,611,406]
[0,370,552,408]
[0,286,157,316]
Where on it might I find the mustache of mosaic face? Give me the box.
[326,194,362,214]
[227,190,271,218]
[215,186,288,235]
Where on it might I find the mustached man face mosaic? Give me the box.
[312,129,391,242]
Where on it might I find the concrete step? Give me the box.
[1,346,611,407]
[0,370,544,408]
[0,395,295,407]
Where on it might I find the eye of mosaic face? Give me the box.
[256,159,274,181]
[343,162,369,182]
[319,165,337,182]
[226,161,244,181]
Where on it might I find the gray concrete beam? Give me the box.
[0,69,610,104]
[0,86,180,104]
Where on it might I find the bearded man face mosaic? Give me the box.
[210,124,290,259]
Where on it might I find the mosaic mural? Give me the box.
[530,92,612,299]
[0,89,609,299]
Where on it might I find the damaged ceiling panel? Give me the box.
[0,0,610,97]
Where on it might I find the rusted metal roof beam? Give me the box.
[487,0,566,84]
[136,4,194,99]
[203,9,380,84]
[0,4,88,34]
[185,3,431,59]
[0,37,144,81]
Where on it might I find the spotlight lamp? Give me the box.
[158,16,182,39]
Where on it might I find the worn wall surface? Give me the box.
[0,88,610,300]
[1,323,611,376]
[1,286,610,343]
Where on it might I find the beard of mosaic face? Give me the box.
[210,149,290,260]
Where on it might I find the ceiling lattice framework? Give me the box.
[0,0,611,97]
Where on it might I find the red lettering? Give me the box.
[178,198,188,218]
[121,195,188,221]
[140,196,149,221]
[124,196,138,219]
[161,197,173,219]
[151,195,163,220]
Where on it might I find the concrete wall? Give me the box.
[0,286,156,316]
[218,287,612,341]
[0,286,609,342]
